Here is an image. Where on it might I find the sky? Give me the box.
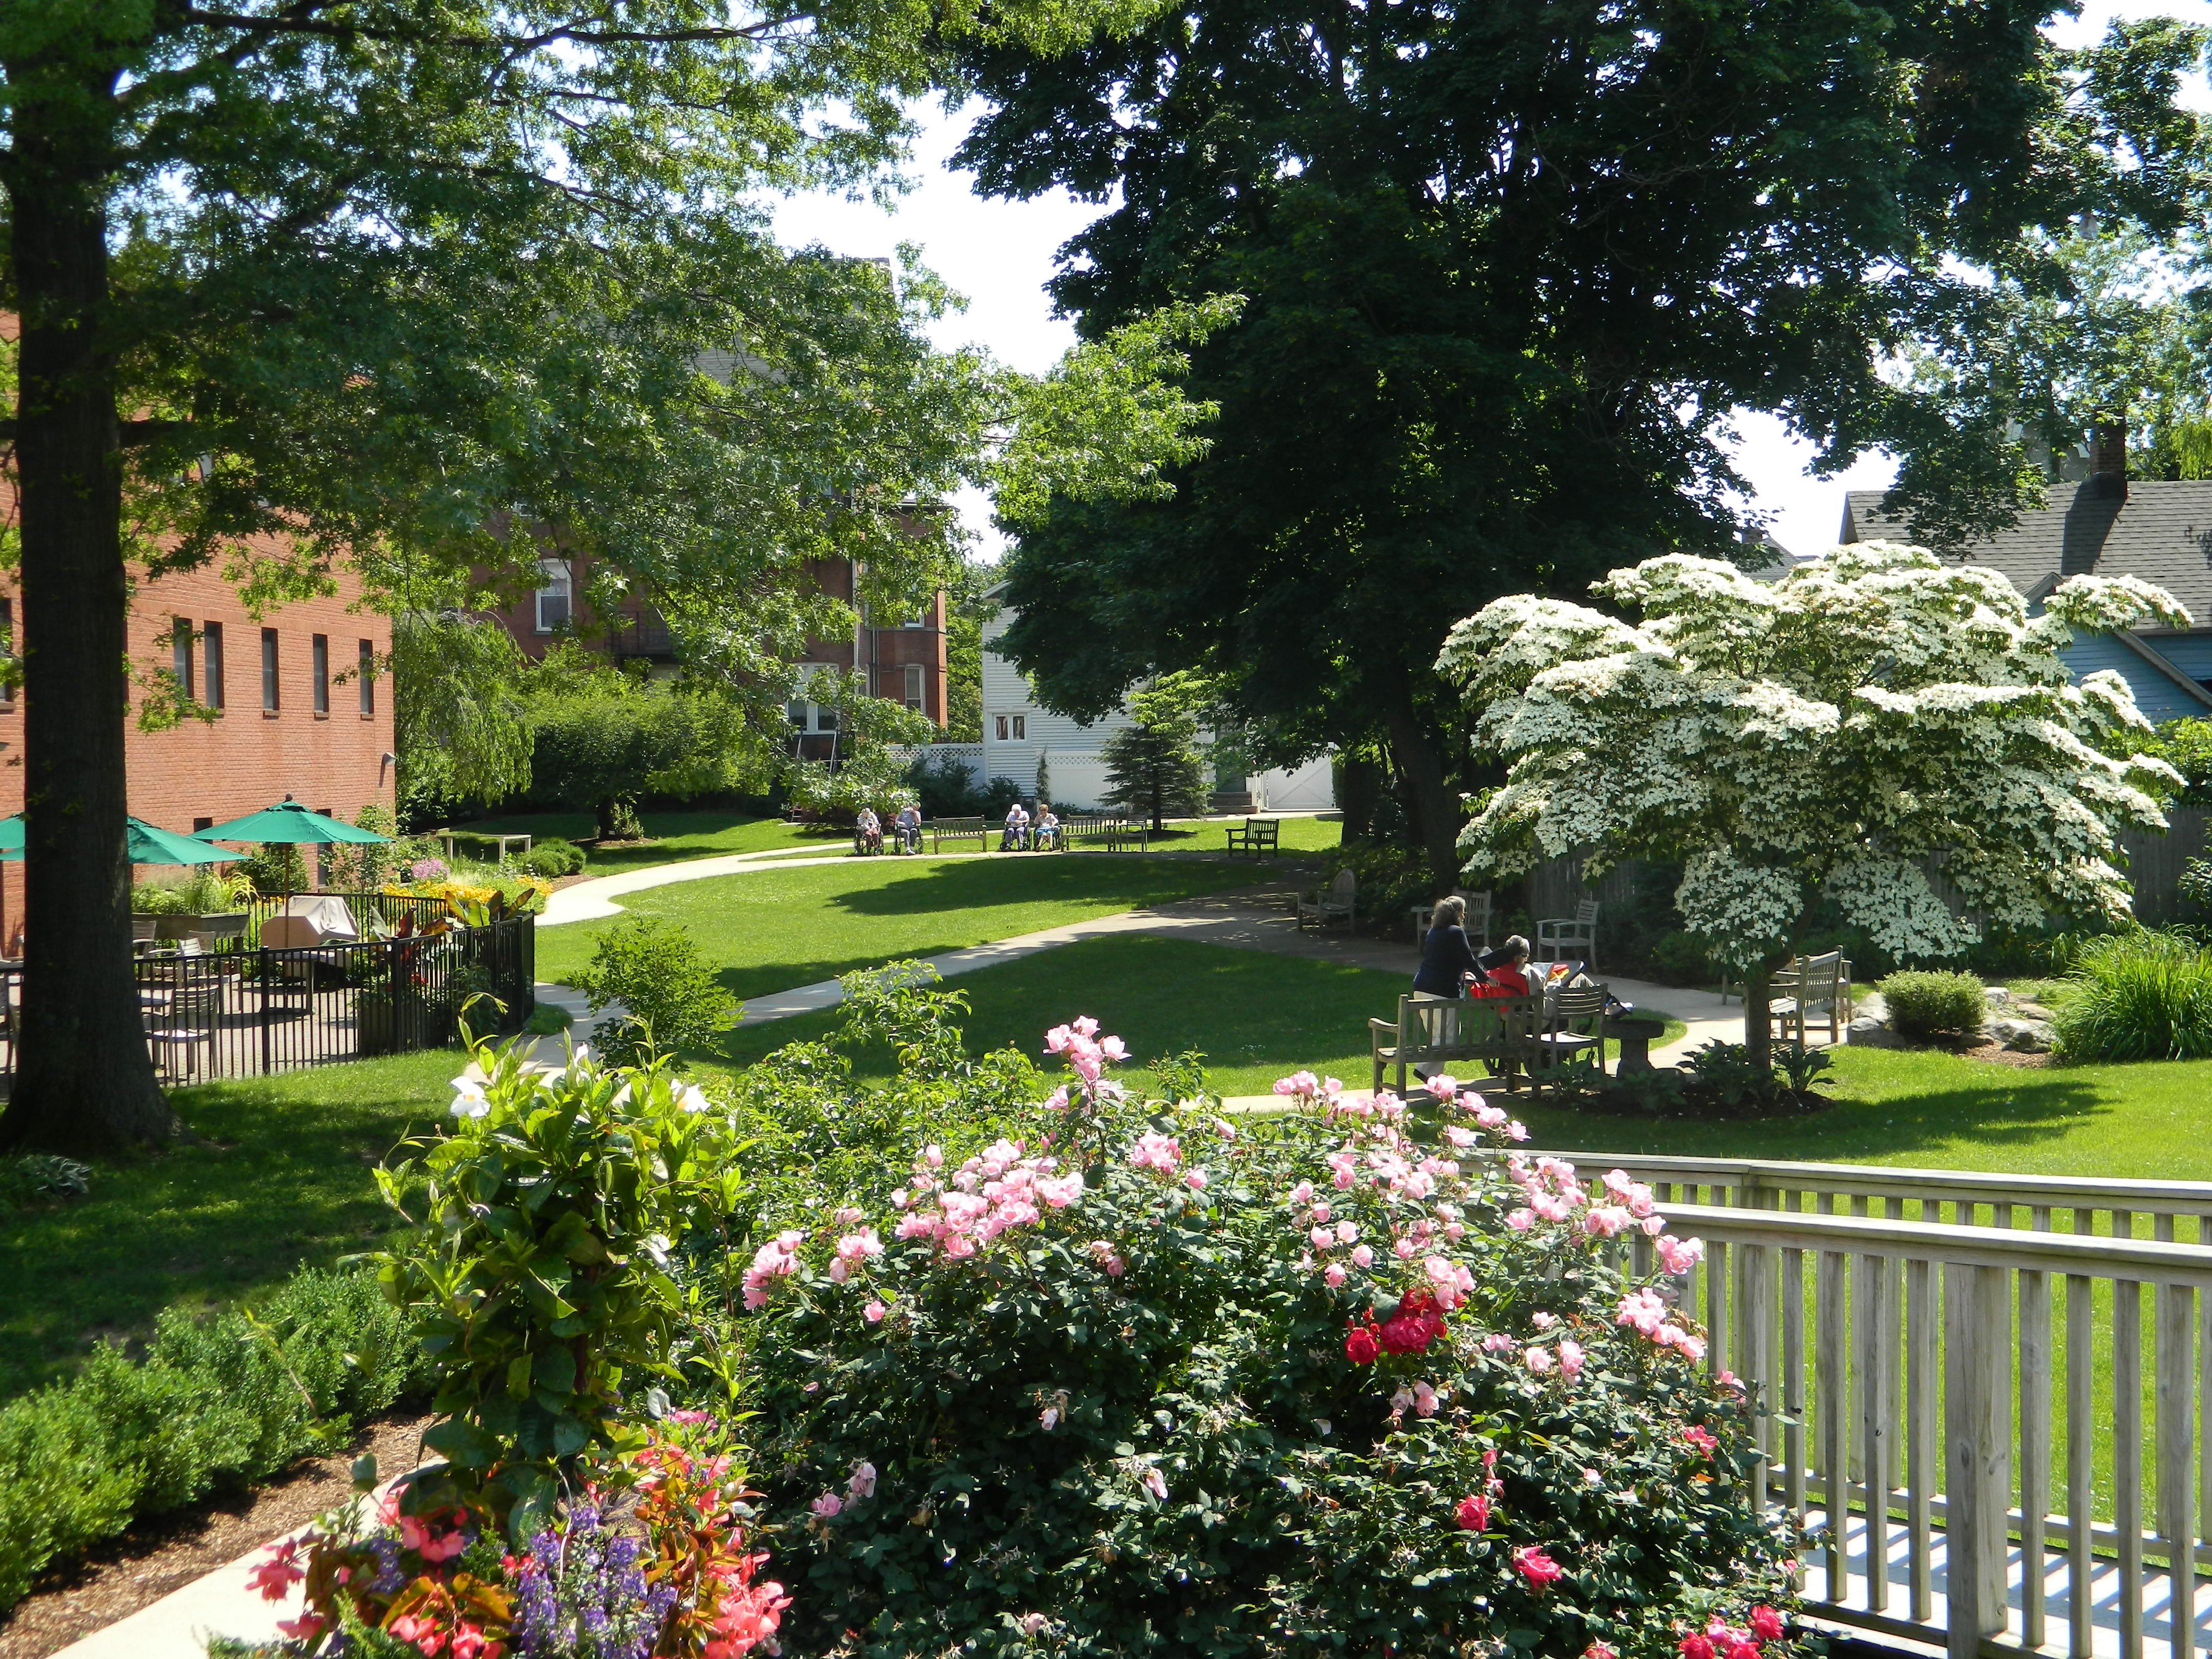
[771,0,2212,560]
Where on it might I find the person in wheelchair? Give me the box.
[1001,800,1030,851]
[854,805,884,855]
[1034,805,1061,850]
[893,800,922,854]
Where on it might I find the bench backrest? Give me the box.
[1329,867,1356,900]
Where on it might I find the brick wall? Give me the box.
[0,550,395,941]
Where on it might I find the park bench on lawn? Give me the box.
[1225,817,1281,857]
[1369,992,1544,1095]
[1055,814,1149,852]
[929,816,988,852]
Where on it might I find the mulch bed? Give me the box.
[0,1411,433,1659]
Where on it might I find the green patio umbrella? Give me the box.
[193,797,391,847]
[0,814,238,864]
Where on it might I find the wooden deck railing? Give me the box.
[1575,1157,2212,1659]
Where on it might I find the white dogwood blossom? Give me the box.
[1436,542,2185,1040]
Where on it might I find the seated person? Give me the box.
[1002,802,1029,850]
[894,801,922,852]
[855,806,882,852]
[1470,934,1534,997]
[1411,894,1483,997]
[1035,806,1061,849]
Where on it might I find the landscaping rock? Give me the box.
[2011,999,2055,1022]
[1990,1016,2055,1053]
[1846,1014,1911,1048]
[1983,986,2010,1007]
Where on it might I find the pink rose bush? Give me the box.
[732,1011,1803,1659]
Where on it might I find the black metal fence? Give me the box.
[0,910,535,1088]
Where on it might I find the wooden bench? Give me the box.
[1061,814,1148,852]
[1297,867,1357,930]
[1370,992,1541,1095]
[1225,817,1281,858]
[928,816,988,852]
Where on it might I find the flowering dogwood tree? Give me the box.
[1438,541,2188,1065]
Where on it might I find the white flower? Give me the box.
[449,1076,491,1119]
[676,1082,710,1114]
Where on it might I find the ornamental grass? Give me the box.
[2052,930,2212,1062]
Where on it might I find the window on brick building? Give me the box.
[535,559,572,633]
[203,621,224,710]
[261,628,280,712]
[312,635,330,715]
[171,616,195,701]
[786,665,840,733]
[900,663,924,711]
[0,598,16,707]
[193,816,213,833]
[359,640,375,716]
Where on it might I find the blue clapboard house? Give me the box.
[1843,464,2212,727]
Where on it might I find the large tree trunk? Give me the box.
[0,62,176,1154]
[1379,676,1463,893]
[1336,751,1383,841]
[1741,959,1775,1074]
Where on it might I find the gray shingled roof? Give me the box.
[1842,480,2212,627]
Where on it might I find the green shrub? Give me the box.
[2052,930,2212,1062]
[1876,969,1988,1038]
[131,869,252,915]
[516,836,585,878]
[567,914,737,1064]
[371,1041,745,1538]
[1643,930,1713,986]
[0,1267,421,1610]
[907,751,982,818]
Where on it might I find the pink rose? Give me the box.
[1512,1545,1565,1587]
[812,1492,843,1518]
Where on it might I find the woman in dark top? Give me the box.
[1413,895,1484,997]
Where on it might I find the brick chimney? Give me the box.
[2087,418,2128,499]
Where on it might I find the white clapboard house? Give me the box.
[978,589,1334,813]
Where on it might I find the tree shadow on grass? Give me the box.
[1516,1072,2112,1166]
[818,857,1274,919]
[0,1054,449,1401]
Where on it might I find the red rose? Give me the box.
[1727,1643,1761,1659]
[1679,1639,1717,1659]
[1749,1608,1785,1643]
[1345,1322,1381,1366]
[1454,1494,1489,1531]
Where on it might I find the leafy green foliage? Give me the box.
[0,1154,91,1209]
[527,666,748,841]
[2051,932,2212,1062]
[373,1042,746,1538]
[969,0,2206,879]
[2144,718,2212,809]
[516,837,587,879]
[0,1268,421,1609]
[735,1027,1799,1658]
[1877,971,1991,1039]
[567,916,738,1066]
[392,612,535,813]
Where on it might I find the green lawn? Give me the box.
[0,1050,457,1402]
[453,809,1338,881]
[455,809,848,874]
[536,854,1293,1003]
[1515,1045,2212,1179]
[708,934,1410,1097]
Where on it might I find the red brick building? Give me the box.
[485,552,949,755]
[0,552,396,937]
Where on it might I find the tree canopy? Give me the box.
[1439,545,2187,1062]
[962,0,2209,884]
[0,0,1214,1153]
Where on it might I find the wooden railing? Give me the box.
[1576,1155,2212,1659]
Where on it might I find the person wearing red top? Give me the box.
[1471,935,1534,997]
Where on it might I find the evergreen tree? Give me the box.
[1101,686,1209,831]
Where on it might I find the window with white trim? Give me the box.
[787,666,840,733]
[534,559,572,634]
